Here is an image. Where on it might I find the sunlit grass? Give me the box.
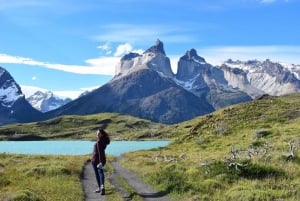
[0,154,88,200]
[120,94,300,201]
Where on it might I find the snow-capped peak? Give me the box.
[0,67,24,107]
[26,90,71,113]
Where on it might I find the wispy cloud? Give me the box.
[257,0,289,3]
[20,85,88,99]
[93,24,198,45]
[258,0,277,3]
[197,45,300,65]
[0,53,118,75]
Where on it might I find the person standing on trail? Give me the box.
[91,128,110,195]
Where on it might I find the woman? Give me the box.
[91,128,110,195]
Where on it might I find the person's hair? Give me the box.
[98,128,110,145]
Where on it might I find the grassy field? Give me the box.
[0,154,125,201]
[0,154,87,201]
[0,113,165,141]
[119,94,300,201]
[0,93,300,200]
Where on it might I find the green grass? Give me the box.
[1,93,300,200]
[0,154,87,201]
[119,94,300,201]
[0,154,124,201]
[0,113,165,141]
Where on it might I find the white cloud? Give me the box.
[93,24,197,45]
[20,85,47,98]
[32,76,37,80]
[20,85,95,100]
[97,42,112,55]
[0,53,118,76]
[259,0,276,3]
[258,0,289,3]
[53,90,84,100]
[114,43,133,57]
[169,56,180,74]
[197,45,300,66]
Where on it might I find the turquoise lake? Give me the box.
[0,141,170,156]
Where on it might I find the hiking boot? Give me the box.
[100,188,105,195]
[94,188,101,193]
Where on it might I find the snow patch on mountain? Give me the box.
[26,91,71,112]
[0,68,24,107]
[222,59,300,97]
[0,83,24,107]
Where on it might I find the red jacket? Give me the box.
[91,138,108,166]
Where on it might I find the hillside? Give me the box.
[1,93,300,200]
[0,113,165,141]
[119,93,300,201]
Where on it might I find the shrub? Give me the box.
[149,164,192,194]
[198,179,225,193]
[225,187,278,201]
[12,190,42,201]
[253,130,272,139]
[0,177,10,187]
[24,164,71,176]
[237,163,285,179]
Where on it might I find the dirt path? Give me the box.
[81,161,106,201]
[110,157,171,201]
[81,157,171,201]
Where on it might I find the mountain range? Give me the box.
[26,91,71,113]
[1,39,300,125]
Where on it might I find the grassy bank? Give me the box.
[0,154,87,200]
[0,154,124,201]
[120,94,300,201]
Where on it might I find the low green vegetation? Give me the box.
[0,154,87,201]
[120,94,300,201]
[0,154,124,201]
[0,93,300,200]
[0,113,165,141]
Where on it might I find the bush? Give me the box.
[149,164,192,194]
[12,190,42,201]
[198,179,225,193]
[0,177,10,187]
[238,163,285,179]
[24,164,71,176]
[253,130,272,139]
[226,187,279,201]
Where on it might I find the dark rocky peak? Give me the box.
[245,59,260,66]
[176,49,212,81]
[121,52,141,61]
[0,66,22,94]
[181,49,206,63]
[224,59,243,65]
[144,39,166,55]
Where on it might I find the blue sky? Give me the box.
[0,0,299,99]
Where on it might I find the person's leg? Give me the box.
[98,168,105,195]
[92,163,101,190]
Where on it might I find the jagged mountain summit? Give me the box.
[0,66,41,125]
[42,40,300,124]
[221,59,300,98]
[175,49,252,109]
[2,40,300,125]
[26,91,71,113]
[115,39,174,79]
[43,40,215,124]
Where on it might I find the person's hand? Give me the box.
[97,162,103,169]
